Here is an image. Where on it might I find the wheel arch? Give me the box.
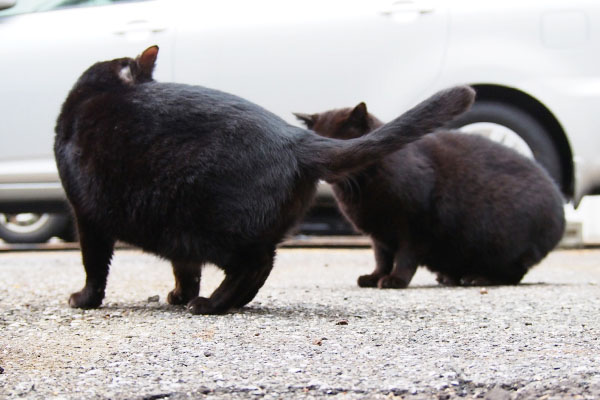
[469,84,574,200]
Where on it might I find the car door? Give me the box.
[171,0,449,124]
[0,0,174,187]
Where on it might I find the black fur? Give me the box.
[297,102,565,288]
[54,46,475,314]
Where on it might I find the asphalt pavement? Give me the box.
[0,247,599,399]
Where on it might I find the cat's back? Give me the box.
[55,80,312,255]
[417,131,564,248]
[114,82,297,152]
[132,82,288,130]
[418,131,556,190]
[60,81,303,176]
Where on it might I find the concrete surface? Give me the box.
[0,248,599,399]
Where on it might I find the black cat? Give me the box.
[54,46,475,314]
[295,102,565,288]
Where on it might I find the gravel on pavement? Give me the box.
[1,248,599,399]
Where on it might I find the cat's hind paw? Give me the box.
[460,275,494,286]
[69,288,104,309]
[167,289,194,306]
[357,274,381,288]
[377,275,409,289]
[436,273,460,286]
[187,296,226,315]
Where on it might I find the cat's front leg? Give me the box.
[69,218,115,309]
[358,241,394,287]
[167,261,201,305]
[187,248,275,315]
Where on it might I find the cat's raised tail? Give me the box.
[303,85,476,182]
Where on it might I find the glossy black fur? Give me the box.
[296,103,565,288]
[54,46,475,314]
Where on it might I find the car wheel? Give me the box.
[0,213,71,244]
[448,100,563,186]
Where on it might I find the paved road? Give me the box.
[0,248,599,399]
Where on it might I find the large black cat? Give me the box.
[295,102,565,288]
[54,46,474,314]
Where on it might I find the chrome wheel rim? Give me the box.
[459,122,534,159]
[0,213,51,234]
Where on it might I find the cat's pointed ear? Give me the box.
[294,112,317,129]
[136,45,159,80]
[348,102,368,123]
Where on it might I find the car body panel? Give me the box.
[1,0,600,213]
[407,0,600,203]
[0,0,450,210]
[170,0,448,125]
[0,0,175,208]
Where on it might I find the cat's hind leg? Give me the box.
[358,240,395,287]
[377,246,417,289]
[187,246,275,314]
[69,218,115,309]
[231,261,274,309]
[167,261,201,305]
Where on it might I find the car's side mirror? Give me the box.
[0,0,16,11]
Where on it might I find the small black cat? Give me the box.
[295,102,565,288]
[54,46,474,314]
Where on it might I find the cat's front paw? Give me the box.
[187,296,226,315]
[69,288,104,309]
[377,275,409,289]
[357,274,382,288]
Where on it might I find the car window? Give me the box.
[0,0,143,17]
[0,0,46,16]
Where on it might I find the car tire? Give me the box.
[0,213,72,244]
[448,100,563,187]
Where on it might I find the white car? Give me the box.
[1,0,599,242]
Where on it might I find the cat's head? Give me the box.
[294,102,382,139]
[75,45,159,90]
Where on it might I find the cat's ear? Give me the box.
[136,45,159,80]
[293,112,317,129]
[348,102,368,124]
